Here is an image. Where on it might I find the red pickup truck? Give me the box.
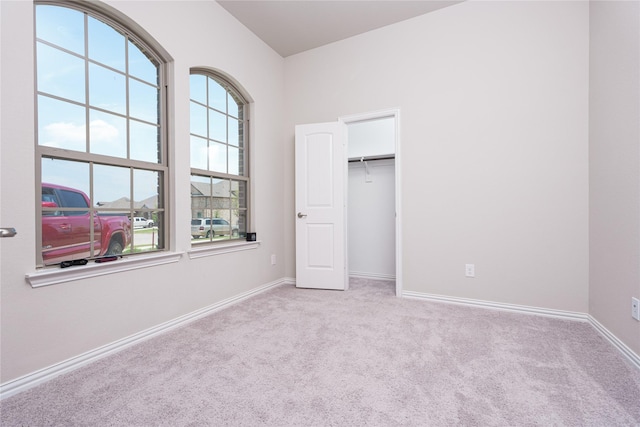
[41,183,132,265]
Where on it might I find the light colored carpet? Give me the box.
[2,278,640,426]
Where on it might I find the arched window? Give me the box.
[35,2,167,267]
[189,70,249,243]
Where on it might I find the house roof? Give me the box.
[190,180,235,198]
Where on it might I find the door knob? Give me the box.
[297,212,307,219]
[0,228,17,238]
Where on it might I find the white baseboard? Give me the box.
[588,315,640,370]
[403,290,640,370]
[4,281,637,400]
[0,278,288,400]
[349,272,396,281]
[403,291,589,321]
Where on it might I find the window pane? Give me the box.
[208,78,226,112]
[58,188,90,214]
[132,170,163,252]
[41,160,92,265]
[236,209,247,237]
[95,210,131,256]
[42,212,94,265]
[37,43,85,103]
[209,109,226,142]
[89,109,127,158]
[229,180,243,238]
[93,164,130,208]
[128,40,158,85]
[191,175,211,229]
[215,217,231,237]
[41,158,90,196]
[234,180,247,210]
[88,16,125,71]
[228,146,240,175]
[191,176,212,198]
[208,142,227,173]
[228,92,239,118]
[153,211,165,249]
[36,5,84,55]
[190,136,208,170]
[129,79,159,124]
[228,117,240,147]
[190,101,207,138]
[213,178,230,198]
[238,147,245,176]
[130,120,160,163]
[238,118,244,149]
[89,63,126,114]
[190,74,207,105]
[133,169,160,209]
[38,96,87,151]
[130,211,162,253]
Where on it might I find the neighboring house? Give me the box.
[96,195,158,221]
[190,180,240,226]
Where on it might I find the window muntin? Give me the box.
[36,3,166,267]
[190,72,248,244]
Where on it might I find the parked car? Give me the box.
[133,216,154,228]
[41,183,132,265]
[191,218,239,238]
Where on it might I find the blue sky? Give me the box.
[37,4,160,205]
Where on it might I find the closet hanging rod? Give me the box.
[347,155,395,163]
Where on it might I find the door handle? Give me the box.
[297,212,307,219]
[0,228,17,238]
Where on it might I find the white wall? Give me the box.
[348,159,396,279]
[284,1,589,312]
[0,0,285,383]
[589,0,640,356]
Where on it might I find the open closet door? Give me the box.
[295,122,347,290]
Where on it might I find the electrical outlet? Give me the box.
[632,297,640,321]
[271,254,277,266]
[465,264,475,278]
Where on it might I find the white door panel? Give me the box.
[295,122,346,290]
[307,224,334,268]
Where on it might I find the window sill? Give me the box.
[187,240,261,259]
[26,252,184,288]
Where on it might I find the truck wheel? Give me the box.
[106,239,124,255]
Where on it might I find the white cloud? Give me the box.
[44,121,85,143]
[89,119,119,141]
[42,119,120,149]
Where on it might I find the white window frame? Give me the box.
[188,69,251,248]
[34,1,170,270]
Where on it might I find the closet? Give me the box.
[347,117,396,280]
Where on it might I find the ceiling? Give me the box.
[216,0,464,57]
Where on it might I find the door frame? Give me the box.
[339,108,402,297]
